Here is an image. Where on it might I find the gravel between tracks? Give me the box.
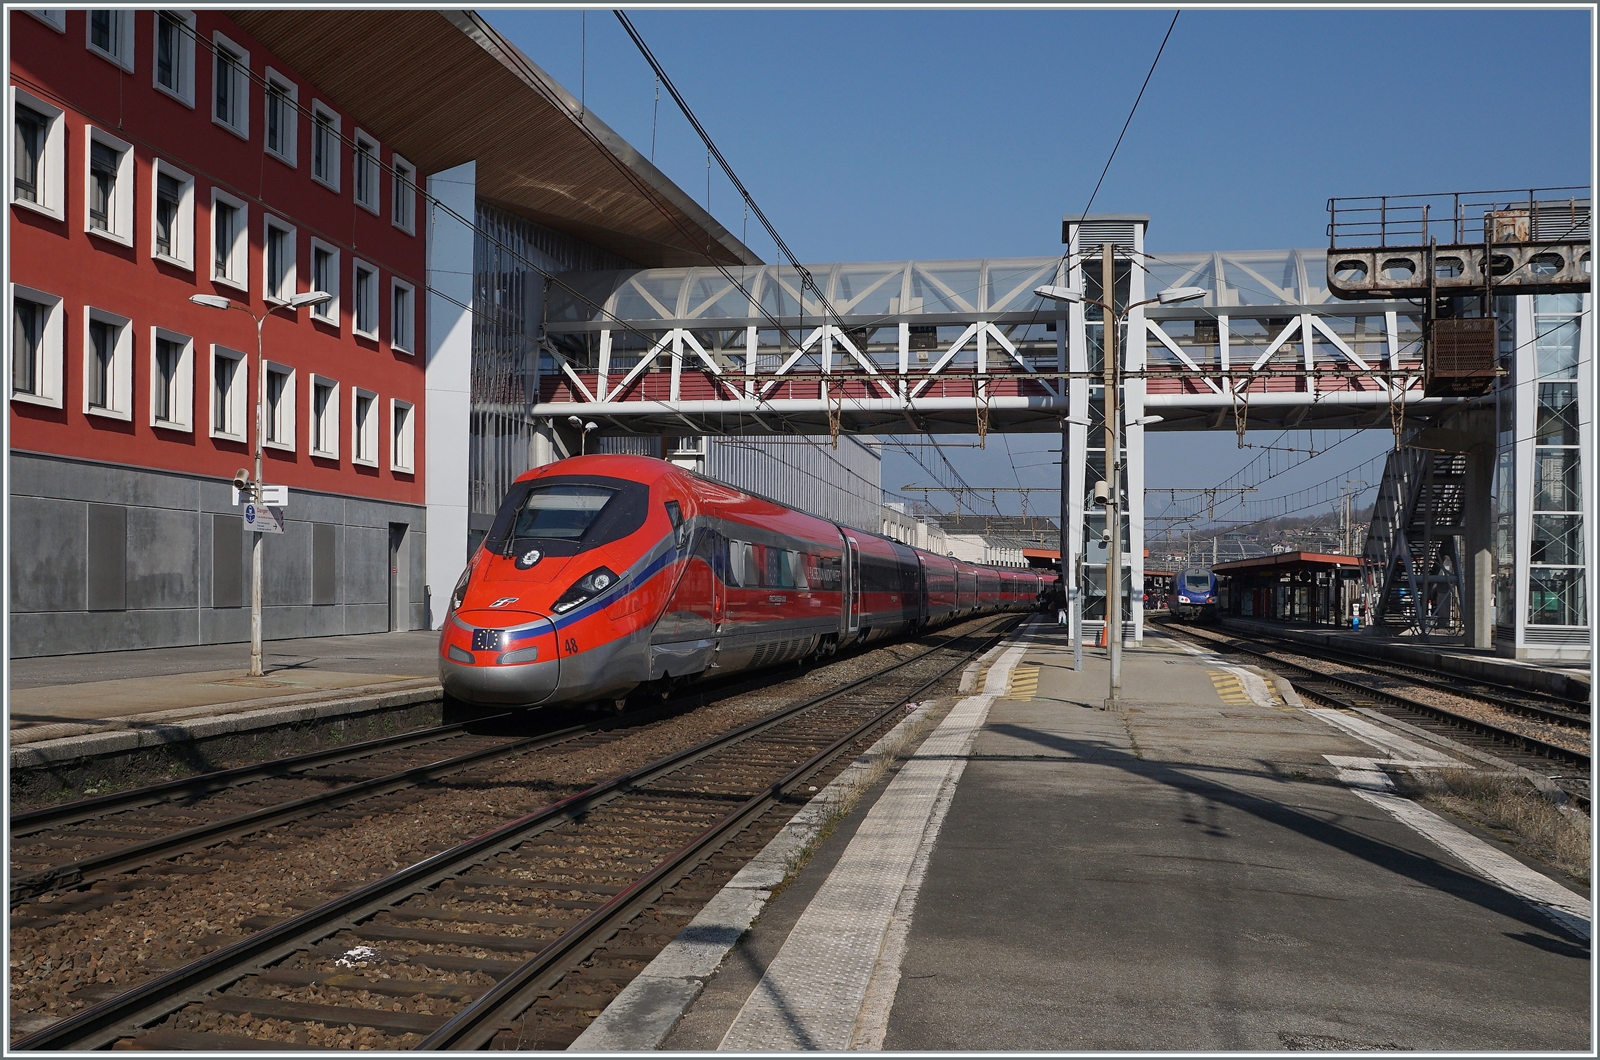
[8,635,951,1033]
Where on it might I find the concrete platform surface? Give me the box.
[664,624,1590,1052]
[1217,616,1591,702]
[8,631,440,745]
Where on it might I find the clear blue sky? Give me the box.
[486,7,1593,526]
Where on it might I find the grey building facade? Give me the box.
[10,452,426,659]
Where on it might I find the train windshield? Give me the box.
[1184,572,1212,590]
[485,475,650,556]
[513,485,615,540]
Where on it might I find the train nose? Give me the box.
[440,611,562,706]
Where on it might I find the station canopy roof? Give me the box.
[546,248,1339,330]
[1213,551,1363,575]
[229,9,758,269]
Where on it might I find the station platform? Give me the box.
[7,632,440,767]
[580,619,1591,1052]
[1216,616,1591,702]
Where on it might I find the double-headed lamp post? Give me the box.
[1036,247,1203,710]
[190,291,331,677]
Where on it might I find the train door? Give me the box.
[846,536,861,633]
[709,521,727,635]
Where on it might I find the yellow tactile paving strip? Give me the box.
[1208,669,1254,706]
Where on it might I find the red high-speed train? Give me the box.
[439,455,1053,708]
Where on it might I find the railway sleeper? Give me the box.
[196,995,448,1036]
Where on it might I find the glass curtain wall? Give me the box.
[1527,294,1585,627]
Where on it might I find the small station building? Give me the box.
[1215,552,1363,627]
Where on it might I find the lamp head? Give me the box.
[1155,286,1207,305]
[584,421,598,432]
[190,294,232,310]
[1034,284,1085,304]
[289,291,332,309]
[567,415,584,428]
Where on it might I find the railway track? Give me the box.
[13,614,1023,1050]
[1163,622,1590,787]
[9,717,619,909]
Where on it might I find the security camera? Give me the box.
[232,468,251,492]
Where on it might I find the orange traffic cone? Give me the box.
[1097,625,1108,648]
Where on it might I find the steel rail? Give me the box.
[10,720,599,907]
[1213,626,1589,724]
[1167,625,1589,769]
[10,719,506,835]
[420,615,1024,1049]
[12,615,1021,1051]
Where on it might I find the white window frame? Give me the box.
[149,158,195,269]
[209,344,248,442]
[390,152,416,235]
[351,258,379,340]
[86,9,133,71]
[309,374,339,459]
[308,237,340,328]
[310,101,340,193]
[352,129,380,214]
[390,277,415,355]
[210,30,250,139]
[352,387,378,467]
[10,87,66,221]
[148,326,194,431]
[151,9,196,108]
[83,305,133,420]
[263,68,298,168]
[390,398,415,473]
[262,214,296,304]
[262,359,296,452]
[10,284,64,409]
[84,126,134,246]
[28,10,66,31]
[210,187,248,292]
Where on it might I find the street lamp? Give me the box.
[190,290,331,676]
[1036,259,1203,709]
[567,415,599,455]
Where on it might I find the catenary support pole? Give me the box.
[1103,242,1122,709]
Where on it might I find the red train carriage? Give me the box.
[440,455,1039,708]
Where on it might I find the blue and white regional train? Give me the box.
[440,455,1054,708]
[1169,567,1219,620]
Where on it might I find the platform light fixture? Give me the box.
[190,289,332,677]
[1035,268,1206,710]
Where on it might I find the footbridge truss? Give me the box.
[538,247,1456,440]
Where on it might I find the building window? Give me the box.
[149,327,193,431]
[211,189,248,290]
[353,130,380,213]
[28,10,66,31]
[390,278,415,354]
[390,399,415,472]
[263,361,295,450]
[84,127,134,245]
[352,260,378,338]
[391,154,416,234]
[11,285,64,408]
[263,216,296,303]
[352,388,377,466]
[11,88,64,219]
[264,69,297,167]
[311,102,340,192]
[83,306,133,419]
[210,345,247,440]
[150,160,194,268]
[87,10,133,70]
[309,238,339,326]
[310,375,339,458]
[211,32,249,138]
[153,10,195,106]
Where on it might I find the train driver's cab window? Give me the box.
[514,485,614,540]
[1185,571,1211,591]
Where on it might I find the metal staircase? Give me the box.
[1362,447,1467,634]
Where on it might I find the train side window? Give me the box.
[664,500,686,548]
[788,551,810,590]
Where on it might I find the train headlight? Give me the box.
[552,566,619,614]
